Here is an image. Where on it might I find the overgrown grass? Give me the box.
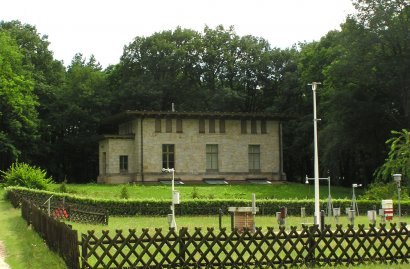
[0,187,67,269]
[49,182,359,200]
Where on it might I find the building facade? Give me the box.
[98,111,285,184]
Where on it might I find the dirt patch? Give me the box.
[0,241,11,269]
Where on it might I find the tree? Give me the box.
[49,53,109,181]
[352,0,410,128]
[114,27,203,112]
[293,0,410,186]
[111,25,298,114]
[0,31,38,170]
[375,129,410,182]
[0,20,66,175]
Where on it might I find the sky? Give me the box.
[1,0,356,68]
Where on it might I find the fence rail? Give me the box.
[80,223,410,269]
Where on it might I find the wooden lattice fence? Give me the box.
[80,224,410,269]
[21,199,81,269]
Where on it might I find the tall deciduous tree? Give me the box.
[50,54,109,181]
[112,25,298,113]
[375,129,410,182]
[0,20,66,174]
[293,0,410,186]
[352,0,410,127]
[0,31,38,169]
[115,27,203,111]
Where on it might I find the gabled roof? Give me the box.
[102,110,288,125]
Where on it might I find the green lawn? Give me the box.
[0,187,67,269]
[49,182,359,200]
[70,214,409,235]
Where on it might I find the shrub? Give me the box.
[360,181,408,200]
[191,186,200,199]
[120,185,129,199]
[1,163,53,190]
[59,179,68,193]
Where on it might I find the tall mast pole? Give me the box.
[310,82,321,228]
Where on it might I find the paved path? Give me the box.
[0,241,11,269]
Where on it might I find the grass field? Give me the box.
[49,181,360,200]
[70,214,410,234]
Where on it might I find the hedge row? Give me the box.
[5,186,409,216]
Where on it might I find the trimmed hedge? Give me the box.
[5,186,410,216]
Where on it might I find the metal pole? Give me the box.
[310,82,321,228]
[219,208,222,230]
[393,174,402,223]
[171,169,177,229]
[398,185,401,222]
[43,195,54,217]
[352,186,355,215]
[327,177,332,217]
[252,193,256,232]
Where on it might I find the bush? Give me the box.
[8,186,409,217]
[59,179,68,193]
[191,186,200,199]
[361,181,408,200]
[1,163,53,190]
[120,185,129,199]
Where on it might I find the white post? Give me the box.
[171,168,176,229]
[163,168,177,229]
[252,193,256,232]
[43,195,54,217]
[327,177,332,217]
[310,82,321,228]
[393,174,402,222]
[352,185,356,215]
[352,184,362,216]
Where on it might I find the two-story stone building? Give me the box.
[98,110,286,184]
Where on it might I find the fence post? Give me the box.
[307,226,316,267]
[71,229,81,269]
[28,201,33,225]
[81,233,88,268]
[105,210,109,225]
[218,208,222,230]
[179,228,186,267]
[230,212,234,232]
